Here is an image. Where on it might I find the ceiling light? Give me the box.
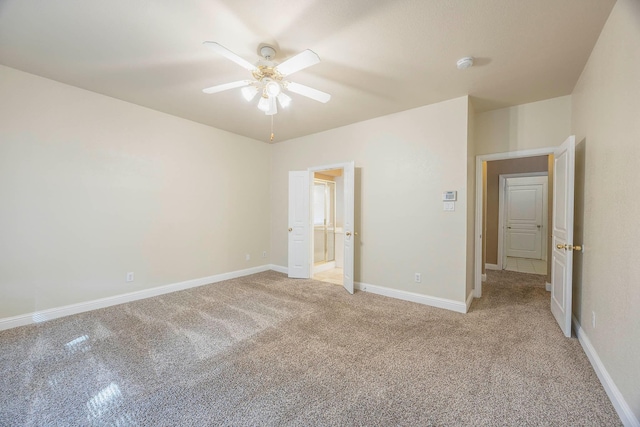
[257,96,270,112]
[265,96,277,115]
[265,80,281,97]
[456,56,474,70]
[241,86,258,102]
[277,92,292,108]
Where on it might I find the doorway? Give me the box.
[313,178,336,266]
[498,174,548,274]
[312,172,343,286]
[474,148,555,298]
[474,137,577,337]
[288,161,355,294]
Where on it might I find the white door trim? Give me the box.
[474,148,555,298]
[308,161,356,294]
[498,173,548,269]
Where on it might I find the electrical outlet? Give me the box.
[245,254,250,261]
[415,273,422,283]
[126,272,134,282]
[592,311,596,328]
[262,251,267,258]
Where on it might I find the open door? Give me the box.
[342,162,355,294]
[288,171,310,278]
[551,135,576,337]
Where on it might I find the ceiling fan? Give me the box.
[202,42,331,116]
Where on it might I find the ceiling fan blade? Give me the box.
[203,41,257,72]
[275,49,320,77]
[286,81,331,103]
[202,80,250,94]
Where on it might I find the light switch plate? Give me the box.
[443,202,455,211]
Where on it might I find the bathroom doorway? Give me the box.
[312,170,344,286]
[288,161,354,293]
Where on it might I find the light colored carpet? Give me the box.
[0,270,621,426]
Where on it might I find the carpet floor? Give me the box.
[0,270,621,426]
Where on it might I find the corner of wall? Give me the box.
[466,97,477,299]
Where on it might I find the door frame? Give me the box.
[308,161,355,292]
[474,148,555,298]
[497,172,548,269]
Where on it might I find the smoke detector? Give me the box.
[456,57,474,70]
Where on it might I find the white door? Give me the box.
[551,136,576,337]
[288,171,310,278]
[342,162,355,294]
[505,180,545,259]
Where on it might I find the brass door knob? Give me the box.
[556,243,583,251]
[288,228,293,232]
[346,232,352,237]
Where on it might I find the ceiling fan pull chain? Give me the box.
[270,115,275,142]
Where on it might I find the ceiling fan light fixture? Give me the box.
[257,95,270,112]
[265,80,281,97]
[241,85,258,102]
[265,96,277,115]
[277,92,292,108]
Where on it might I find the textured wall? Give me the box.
[475,96,571,156]
[0,66,271,318]
[571,0,640,421]
[271,97,471,303]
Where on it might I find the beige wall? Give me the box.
[0,66,271,318]
[484,156,549,266]
[475,96,572,155]
[571,0,640,420]
[271,97,471,303]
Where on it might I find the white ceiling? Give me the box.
[0,0,615,143]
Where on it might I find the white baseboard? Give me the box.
[466,291,474,313]
[545,282,552,292]
[269,264,288,274]
[482,273,487,282]
[572,315,639,427]
[355,282,467,314]
[272,268,468,314]
[485,263,501,270]
[0,265,273,332]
